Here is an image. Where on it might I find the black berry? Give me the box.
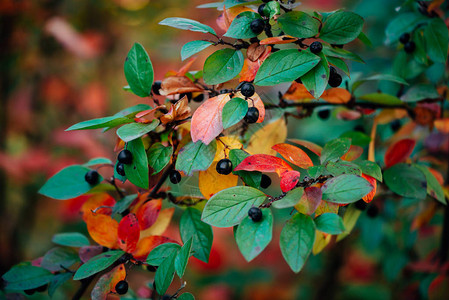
[169,170,182,184]
[115,280,128,295]
[354,200,368,211]
[116,163,126,176]
[248,207,263,222]
[219,89,232,94]
[193,93,204,102]
[309,41,323,54]
[179,92,192,101]
[147,265,158,272]
[262,0,270,3]
[399,33,410,44]
[36,284,48,293]
[258,4,266,16]
[25,289,35,295]
[152,80,162,95]
[250,19,265,35]
[354,125,365,133]
[366,205,379,218]
[240,82,255,97]
[216,159,233,175]
[328,70,342,88]
[118,149,133,164]
[295,77,302,84]
[260,174,271,189]
[318,109,330,120]
[390,119,401,132]
[85,170,99,185]
[244,107,259,124]
[404,41,416,53]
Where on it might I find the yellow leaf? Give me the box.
[315,200,339,217]
[337,205,361,242]
[312,231,332,255]
[199,162,239,199]
[140,208,174,239]
[246,118,287,156]
[214,136,243,161]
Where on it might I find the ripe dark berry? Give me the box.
[193,93,204,102]
[219,89,232,94]
[260,174,271,189]
[25,289,35,295]
[152,80,162,95]
[366,205,379,218]
[179,92,192,101]
[85,170,99,185]
[354,125,365,133]
[248,207,263,222]
[115,280,128,295]
[36,284,48,293]
[354,200,368,211]
[250,19,265,35]
[390,119,401,132]
[330,66,337,74]
[258,4,266,16]
[116,163,126,176]
[404,41,416,53]
[309,41,323,54]
[244,107,259,124]
[328,71,342,88]
[147,265,158,272]
[262,0,270,3]
[216,159,233,175]
[118,149,133,164]
[169,170,182,184]
[317,109,330,120]
[295,77,302,84]
[240,82,255,97]
[399,33,410,44]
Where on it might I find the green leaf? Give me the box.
[326,161,361,177]
[385,12,428,44]
[384,163,427,199]
[222,97,248,129]
[181,40,214,61]
[327,56,350,76]
[224,11,262,39]
[320,137,351,164]
[116,120,159,142]
[301,51,329,98]
[147,243,181,266]
[308,165,326,179]
[322,174,373,204]
[254,49,321,86]
[351,74,408,92]
[52,232,90,247]
[112,194,137,215]
[355,160,382,182]
[424,18,448,63]
[176,140,217,176]
[48,272,72,298]
[202,186,266,227]
[236,208,273,261]
[280,213,315,273]
[358,31,372,47]
[414,164,445,204]
[159,17,216,35]
[39,165,101,200]
[224,0,249,8]
[41,247,80,272]
[124,138,149,189]
[84,157,113,167]
[2,264,54,290]
[155,251,177,295]
[148,143,173,175]
[272,188,303,209]
[359,93,403,105]
[400,84,440,102]
[322,45,364,63]
[178,293,195,300]
[73,250,124,280]
[66,116,132,131]
[229,149,262,188]
[124,43,154,97]
[113,103,153,117]
[314,213,345,234]
[320,11,364,44]
[203,49,244,85]
[175,238,193,278]
[180,208,213,262]
[340,131,371,147]
[277,11,320,38]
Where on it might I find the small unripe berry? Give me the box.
[116,163,126,176]
[216,159,233,175]
[85,170,99,185]
[169,170,182,184]
[240,82,255,97]
[260,174,271,189]
[309,41,323,54]
[115,280,128,295]
[118,149,133,164]
[244,107,259,124]
[250,19,265,35]
[248,207,263,222]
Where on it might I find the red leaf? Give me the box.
[132,236,179,261]
[384,138,416,168]
[272,143,313,168]
[117,213,140,254]
[234,154,293,176]
[288,139,322,156]
[79,246,103,263]
[191,94,231,145]
[280,171,300,192]
[136,200,162,230]
[361,174,377,203]
[239,46,271,82]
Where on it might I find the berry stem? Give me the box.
[146,164,175,202]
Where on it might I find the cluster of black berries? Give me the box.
[399,33,415,53]
[24,284,48,296]
[116,149,133,176]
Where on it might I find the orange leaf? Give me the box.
[246,43,267,61]
[160,76,203,96]
[272,143,313,168]
[288,139,322,156]
[411,201,438,231]
[136,200,162,230]
[260,35,298,45]
[239,46,271,83]
[435,118,449,133]
[341,145,363,161]
[85,214,119,249]
[428,167,444,185]
[176,57,197,76]
[361,174,377,203]
[117,213,140,253]
[384,138,416,168]
[223,6,254,30]
[160,96,191,124]
[280,170,300,192]
[321,88,352,104]
[191,93,231,145]
[283,82,313,101]
[295,187,322,215]
[234,154,293,176]
[199,162,239,199]
[132,235,178,261]
[81,193,116,221]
